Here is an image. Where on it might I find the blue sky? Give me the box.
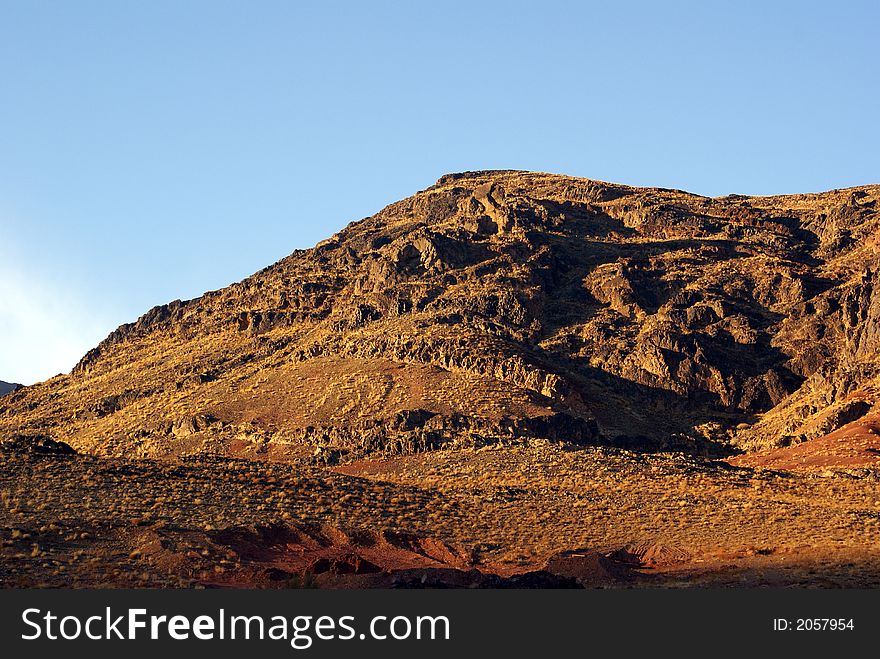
[1,0,878,384]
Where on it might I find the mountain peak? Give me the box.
[2,173,880,469]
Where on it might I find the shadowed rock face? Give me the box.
[2,170,880,460]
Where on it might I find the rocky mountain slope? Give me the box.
[2,171,880,466]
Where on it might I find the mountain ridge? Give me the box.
[3,170,880,468]
[0,382,20,397]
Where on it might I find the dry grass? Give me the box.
[2,443,878,587]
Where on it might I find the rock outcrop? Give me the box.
[2,171,880,460]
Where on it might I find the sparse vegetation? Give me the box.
[2,171,880,587]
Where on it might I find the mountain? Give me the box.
[2,170,880,469]
[0,381,20,396]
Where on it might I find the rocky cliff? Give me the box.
[2,171,879,462]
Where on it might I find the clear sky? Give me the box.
[1,0,878,384]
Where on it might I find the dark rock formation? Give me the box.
[0,381,20,396]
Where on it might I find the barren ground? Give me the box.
[4,173,880,588]
[2,442,878,588]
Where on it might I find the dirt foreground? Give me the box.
[2,441,878,588]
